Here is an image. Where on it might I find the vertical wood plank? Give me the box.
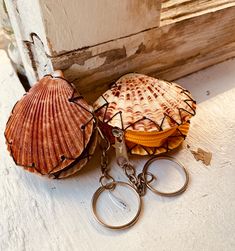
[5,0,53,83]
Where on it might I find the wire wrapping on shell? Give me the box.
[93,73,196,155]
[4,75,97,178]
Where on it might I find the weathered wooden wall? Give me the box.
[61,5,235,102]
[5,0,235,102]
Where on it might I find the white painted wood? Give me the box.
[5,0,51,54]
[1,50,235,251]
[39,0,161,55]
[4,0,36,83]
[4,0,53,82]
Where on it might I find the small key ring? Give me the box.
[92,181,142,229]
[142,156,189,197]
[99,174,115,190]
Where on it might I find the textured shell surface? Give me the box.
[5,75,95,178]
[94,73,196,132]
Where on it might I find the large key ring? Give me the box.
[142,156,189,197]
[92,181,142,229]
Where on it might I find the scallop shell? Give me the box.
[93,73,196,155]
[5,75,97,178]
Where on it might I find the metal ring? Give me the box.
[144,172,156,184]
[99,174,115,189]
[91,181,142,229]
[142,156,189,197]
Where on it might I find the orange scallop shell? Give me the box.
[93,73,196,155]
[5,75,97,178]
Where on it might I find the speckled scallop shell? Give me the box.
[93,73,196,155]
[5,75,97,178]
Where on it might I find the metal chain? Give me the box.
[112,127,155,197]
[122,162,147,196]
[97,126,156,196]
[97,127,115,190]
[93,123,189,229]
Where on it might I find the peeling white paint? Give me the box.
[39,0,161,55]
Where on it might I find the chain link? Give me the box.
[97,127,116,189]
[122,162,147,196]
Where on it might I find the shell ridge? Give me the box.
[60,83,85,155]
[156,88,182,125]
[45,79,73,173]
[142,79,163,130]
[41,80,83,174]
[46,79,70,170]
[41,78,55,172]
[36,79,51,172]
[56,80,75,158]
[150,79,188,125]
[56,79,93,162]
[43,79,57,170]
[61,84,93,155]
[64,85,94,152]
[26,85,48,168]
[69,99,95,146]
[5,91,37,144]
[29,80,51,171]
[16,81,49,168]
[48,80,61,167]
[49,77,93,175]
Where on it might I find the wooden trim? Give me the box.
[161,0,235,25]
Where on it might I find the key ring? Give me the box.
[92,181,142,230]
[142,156,189,197]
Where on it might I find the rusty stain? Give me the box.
[191,148,212,166]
